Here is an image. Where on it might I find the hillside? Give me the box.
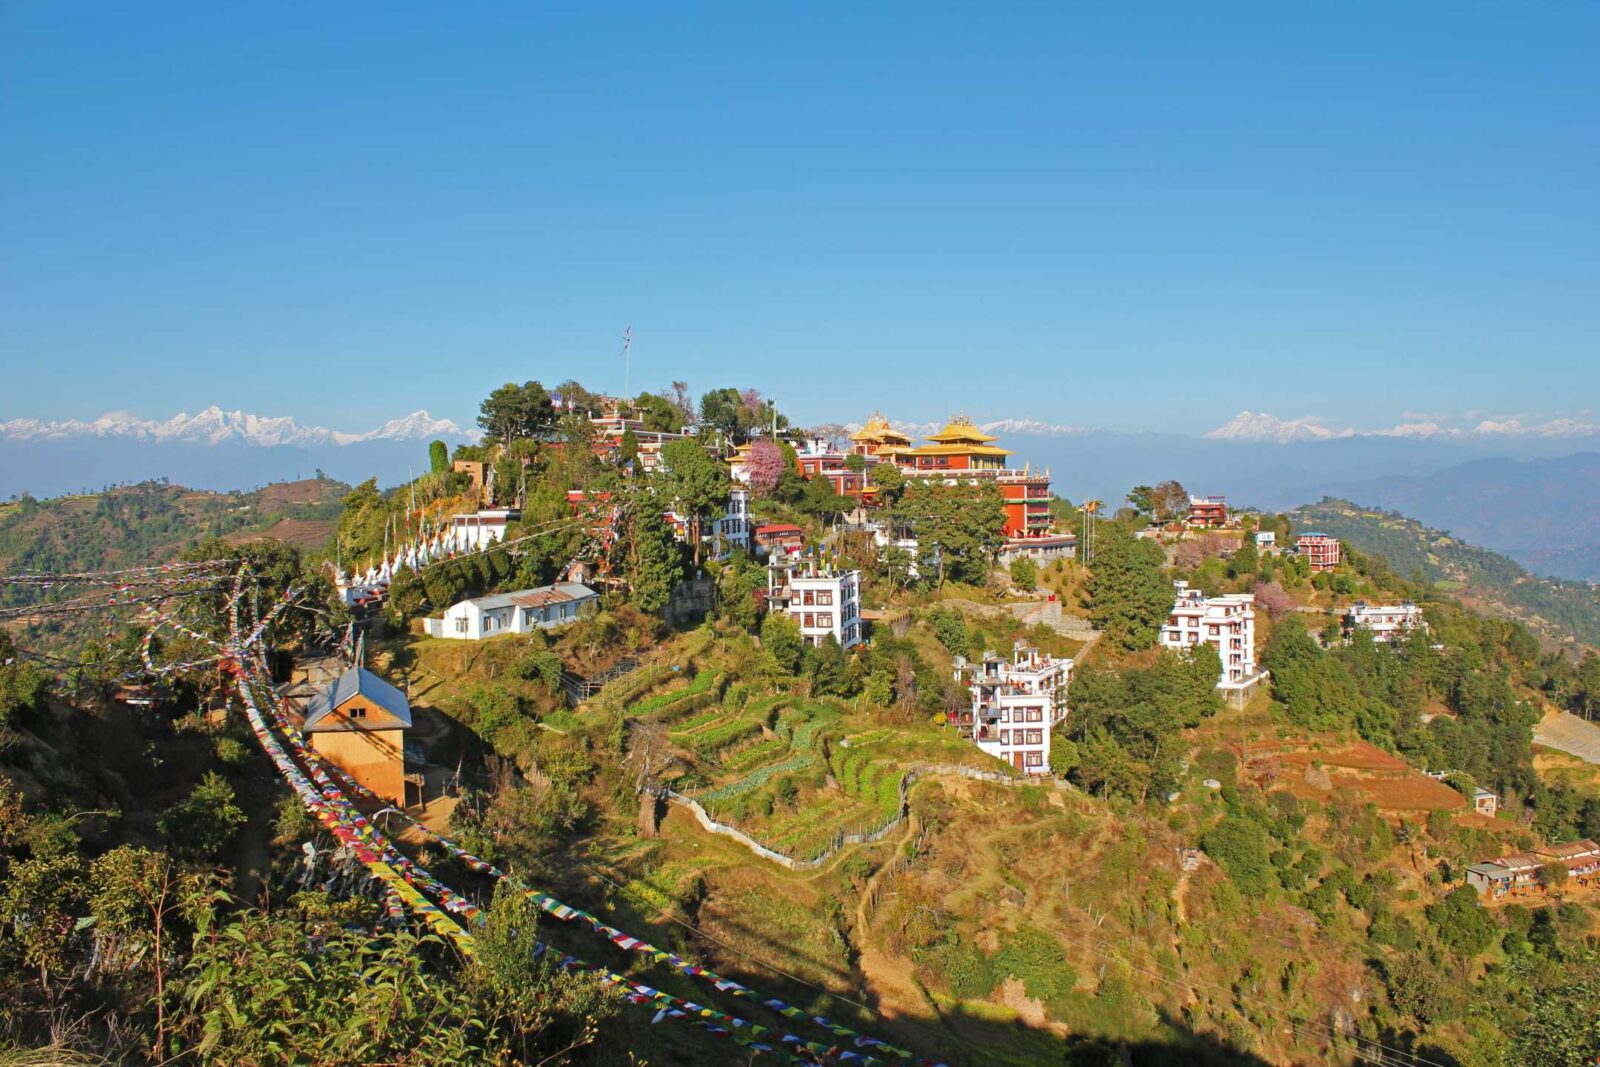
[1267,452,1600,583]
[0,477,346,580]
[1288,498,1600,648]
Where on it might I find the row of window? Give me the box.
[998,729,1044,745]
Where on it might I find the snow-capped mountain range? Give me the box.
[1204,410,1599,444]
[0,407,472,447]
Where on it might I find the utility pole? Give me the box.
[621,325,632,398]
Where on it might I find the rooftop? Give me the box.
[304,667,412,732]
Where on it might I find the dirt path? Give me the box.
[851,814,941,1024]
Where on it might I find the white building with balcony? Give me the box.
[1344,601,1426,644]
[1159,581,1264,698]
[953,642,1073,775]
[766,554,861,649]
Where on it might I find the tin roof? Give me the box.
[304,667,412,732]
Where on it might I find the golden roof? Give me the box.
[850,414,911,444]
[924,415,998,444]
[906,443,1013,457]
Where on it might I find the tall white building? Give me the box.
[714,488,752,558]
[766,554,861,649]
[953,642,1073,775]
[1344,601,1426,644]
[1159,581,1259,688]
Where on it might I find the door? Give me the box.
[1012,752,1025,771]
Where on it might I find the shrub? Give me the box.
[1200,817,1276,897]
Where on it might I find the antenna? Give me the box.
[621,325,632,397]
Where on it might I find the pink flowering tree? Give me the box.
[1252,580,1294,618]
[746,439,787,497]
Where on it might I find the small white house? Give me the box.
[425,583,598,640]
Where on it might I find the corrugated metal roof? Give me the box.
[456,583,598,613]
[1541,839,1600,861]
[304,667,412,732]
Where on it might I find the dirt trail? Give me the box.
[852,815,939,1024]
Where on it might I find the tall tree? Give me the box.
[1151,479,1189,522]
[659,440,728,568]
[746,438,788,497]
[1084,522,1173,650]
[477,381,555,444]
[428,439,450,474]
[893,480,1006,587]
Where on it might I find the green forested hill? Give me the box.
[0,478,346,586]
[1290,498,1600,648]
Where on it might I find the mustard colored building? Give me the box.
[303,667,414,805]
[891,416,1052,539]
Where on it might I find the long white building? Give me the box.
[1159,581,1260,689]
[423,582,599,640]
[953,642,1073,775]
[766,554,861,649]
[1344,601,1426,644]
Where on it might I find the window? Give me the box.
[816,590,833,606]
[524,609,535,626]
[1027,730,1042,744]
[348,706,367,720]
[817,613,833,628]
[454,617,468,633]
[1025,751,1043,767]
[803,613,815,628]
[803,590,815,606]
[999,731,1010,744]
[1027,708,1042,723]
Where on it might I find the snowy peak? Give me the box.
[1206,410,1600,443]
[1204,411,1347,443]
[0,407,472,447]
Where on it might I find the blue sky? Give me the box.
[2,3,1596,436]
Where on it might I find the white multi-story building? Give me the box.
[1344,601,1426,644]
[1159,581,1259,689]
[766,554,861,649]
[713,488,751,558]
[953,642,1073,775]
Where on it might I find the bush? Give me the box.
[1009,557,1038,592]
[1200,817,1276,897]
[160,771,247,860]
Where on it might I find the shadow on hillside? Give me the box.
[913,1002,1278,1067]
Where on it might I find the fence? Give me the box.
[559,655,645,707]
[665,762,1074,871]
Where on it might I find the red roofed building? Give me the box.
[754,523,805,557]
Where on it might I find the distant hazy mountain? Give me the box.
[1287,499,1600,647]
[1258,453,1600,583]
[0,408,472,499]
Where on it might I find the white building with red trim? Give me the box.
[766,553,862,649]
[1158,581,1261,691]
[952,642,1072,775]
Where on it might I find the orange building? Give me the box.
[302,667,415,805]
[891,417,1053,540]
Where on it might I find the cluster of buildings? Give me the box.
[735,414,1076,565]
[1466,839,1600,900]
[951,642,1074,774]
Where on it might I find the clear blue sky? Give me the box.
[3,3,1596,435]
